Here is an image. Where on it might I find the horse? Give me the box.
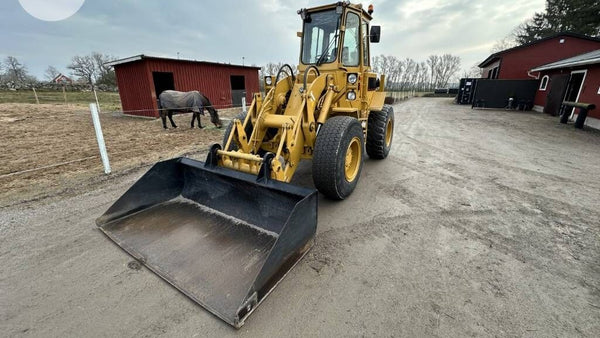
[157,90,222,129]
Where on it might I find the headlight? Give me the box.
[347,73,358,84]
[265,76,272,85]
[347,91,356,101]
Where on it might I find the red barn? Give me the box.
[530,49,600,129]
[107,54,260,117]
[479,32,600,80]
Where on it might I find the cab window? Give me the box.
[361,20,369,66]
[342,12,360,67]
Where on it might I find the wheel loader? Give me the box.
[97,1,394,328]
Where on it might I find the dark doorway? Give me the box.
[561,71,586,117]
[544,74,569,116]
[153,72,175,97]
[230,75,246,106]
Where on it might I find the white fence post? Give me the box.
[242,96,247,113]
[93,87,101,112]
[32,87,40,104]
[89,103,111,174]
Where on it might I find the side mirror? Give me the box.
[370,26,381,43]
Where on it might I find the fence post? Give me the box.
[32,87,40,104]
[242,96,247,113]
[89,103,111,174]
[93,86,101,112]
[62,85,67,105]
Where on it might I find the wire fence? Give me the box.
[0,98,248,180]
[2,90,423,181]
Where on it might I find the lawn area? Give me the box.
[0,90,122,111]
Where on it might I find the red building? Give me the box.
[107,55,260,117]
[479,33,600,80]
[530,49,600,129]
[51,73,73,84]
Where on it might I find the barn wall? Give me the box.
[497,37,600,80]
[533,69,563,108]
[534,65,600,119]
[145,60,259,110]
[577,66,600,119]
[113,58,260,118]
[114,62,156,117]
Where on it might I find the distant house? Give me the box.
[530,49,600,129]
[51,73,73,84]
[478,32,600,80]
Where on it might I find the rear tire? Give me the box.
[222,112,253,151]
[366,104,394,159]
[313,116,364,200]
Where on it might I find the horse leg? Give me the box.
[169,111,177,128]
[197,114,203,129]
[191,112,196,128]
[161,115,168,129]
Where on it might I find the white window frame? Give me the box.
[563,69,588,118]
[539,75,549,91]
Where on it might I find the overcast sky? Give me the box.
[1,0,545,79]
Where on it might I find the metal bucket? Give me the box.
[96,156,317,328]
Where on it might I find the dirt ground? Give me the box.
[0,103,238,206]
[1,98,599,337]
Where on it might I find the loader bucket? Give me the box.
[96,156,317,328]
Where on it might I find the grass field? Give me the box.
[0,90,122,111]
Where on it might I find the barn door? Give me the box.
[560,71,587,117]
[230,75,246,106]
[543,74,569,116]
[153,72,175,97]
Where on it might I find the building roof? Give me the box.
[530,49,600,72]
[478,32,600,68]
[105,54,261,70]
[51,73,72,82]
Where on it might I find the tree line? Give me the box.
[0,52,117,89]
[258,53,461,92]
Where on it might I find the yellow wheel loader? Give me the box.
[97,1,394,328]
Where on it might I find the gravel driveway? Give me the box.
[2,98,599,337]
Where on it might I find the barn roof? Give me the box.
[478,32,600,68]
[530,49,600,72]
[105,54,261,70]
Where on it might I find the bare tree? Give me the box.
[68,52,117,88]
[68,55,96,88]
[416,61,429,92]
[92,52,116,84]
[44,66,60,81]
[490,35,519,53]
[436,54,461,87]
[3,56,29,85]
[461,62,482,79]
[426,55,440,89]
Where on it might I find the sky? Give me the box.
[1,0,546,79]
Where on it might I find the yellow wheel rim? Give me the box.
[385,118,393,147]
[344,137,361,182]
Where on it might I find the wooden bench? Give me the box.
[560,101,596,129]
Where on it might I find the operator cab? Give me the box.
[298,2,380,69]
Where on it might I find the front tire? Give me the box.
[366,104,394,159]
[312,116,364,200]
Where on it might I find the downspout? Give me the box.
[527,70,540,79]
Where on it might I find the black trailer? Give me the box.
[457,78,478,104]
